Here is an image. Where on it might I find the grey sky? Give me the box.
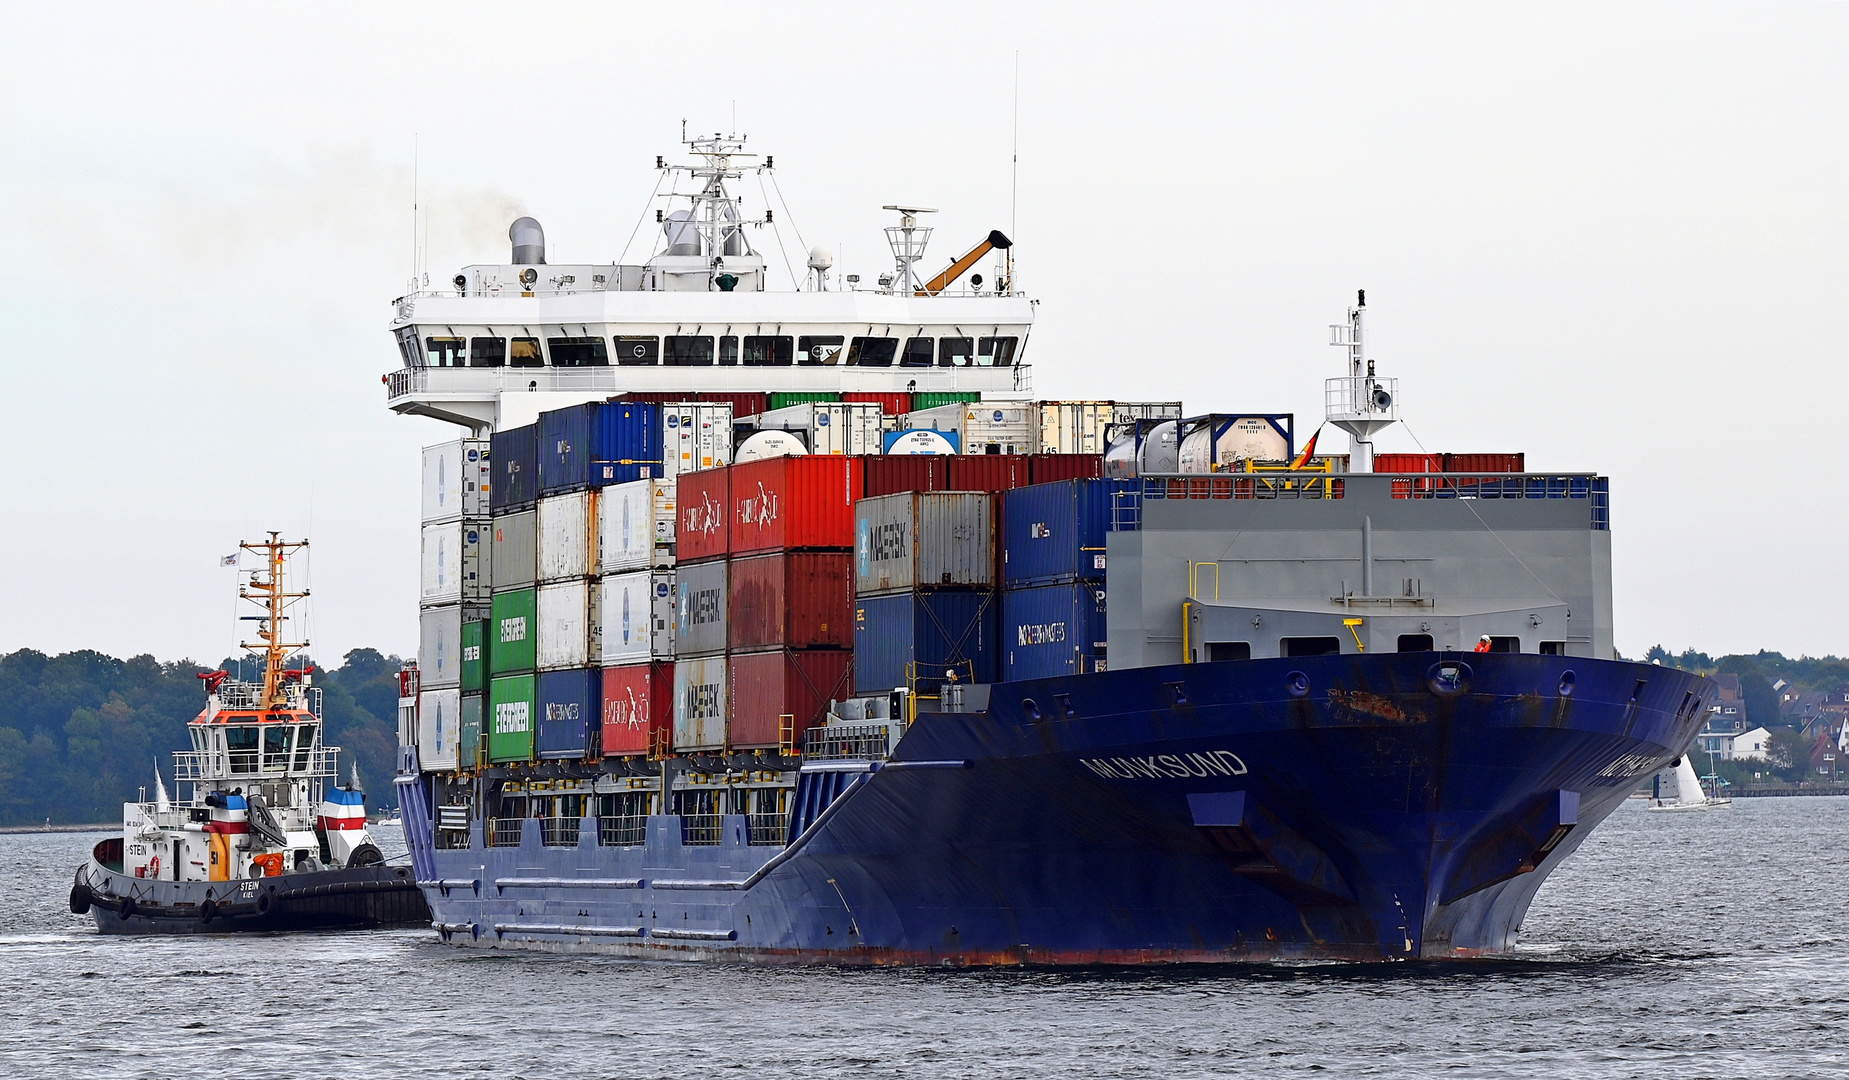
[1,3,1842,665]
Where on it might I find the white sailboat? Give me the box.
[1647,755,1711,812]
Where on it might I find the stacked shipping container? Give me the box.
[998,479,1130,680]
[853,491,998,695]
[418,438,491,773]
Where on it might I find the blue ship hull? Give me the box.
[398,652,1711,963]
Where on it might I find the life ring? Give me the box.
[199,899,217,924]
[118,897,137,920]
[68,882,92,915]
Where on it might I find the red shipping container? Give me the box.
[1442,453,1525,473]
[1373,453,1441,473]
[728,551,853,650]
[1029,453,1104,484]
[844,391,912,416]
[622,390,769,417]
[676,466,731,562]
[862,455,949,498]
[601,662,673,757]
[727,649,853,750]
[947,454,1030,492]
[730,455,861,555]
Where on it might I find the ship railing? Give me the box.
[680,814,724,846]
[539,817,580,848]
[170,748,339,780]
[487,817,524,848]
[383,364,1031,405]
[747,813,788,846]
[1114,472,1610,531]
[804,721,894,762]
[598,814,649,848]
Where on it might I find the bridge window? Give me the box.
[470,337,506,367]
[1207,642,1251,661]
[1282,636,1341,657]
[665,335,714,366]
[263,725,292,771]
[425,336,466,368]
[847,336,898,367]
[900,337,935,367]
[547,337,608,367]
[616,336,660,366]
[293,725,313,771]
[225,726,260,773]
[510,337,543,368]
[396,329,423,367]
[978,336,1019,366]
[798,335,844,365]
[1397,634,1434,652]
[718,336,738,366]
[744,335,793,366]
[939,337,975,366]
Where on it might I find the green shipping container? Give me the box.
[489,589,537,675]
[461,619,488,693]
[488,674,536,763]
[912,391,982,410]
[768,391,842,410]
[459,692,484,768]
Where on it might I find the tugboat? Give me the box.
[71,534,428,933]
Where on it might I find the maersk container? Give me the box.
[730,455,861,555]
[728,551,853,651]
[418,687,460,772]
[747,402,885,456]
[537,667,600,760]
[662,402,734,480]
[537,490,596,582]
[854,492,994,596]
[1177,414,1294,472]
[675,464,730,563]
[487,672,537,763]
[490,424,539,510]
[601,661,673,758]
[536,401,596,494]
[947,454,1030,493]
[1001,479,1133,587]
[420,521,485,605]
[1034,401,1114,455]
[460,619,487,694]
[490,509,538,590]
[418,603,463,688]
[853,590,998,693]
[597,478,676,572]
[904,401,1033,455]
[672,655,728,752]
[674,558,728,657]
[843,391,911,416]
[488,588,538,675]
[599,569,676,663]
[728,649,852,751]
[422,438,491,522]
[862,455,948,498]
[537,579,598,671]
[1001,581,1108,681]
[1029,454,1104,485]
[459,691,483,769]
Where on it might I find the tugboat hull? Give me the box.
[74,862,429,935]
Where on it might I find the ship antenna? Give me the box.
[1325,289,1398,472]
[237,532,310,712]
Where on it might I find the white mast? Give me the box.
[1326,290,1400,472]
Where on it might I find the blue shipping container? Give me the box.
[536,667,600,759]
[1000,479,1133,587]
[1001,582,1108,681]
[537,403,595,494]
[594,401,661,487]
[490,425,540,511]
[854,590,998,693]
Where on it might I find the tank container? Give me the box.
[417,686,461,772]
[675,465,730,563]
[904,401,1032,455]
[461,619,487,694]
[488,588,538,675]
[599,569,676,663]
[672,655,729,752]
[767,391,841,409]
[490,424,539,510]
[537,490,596,582]
[843,391,912,416]
[1177,415,1294,472]
[418,603,463,688]
[422,438,491,522]
[1001,581,1108,681]
[674,558,729,657]
[727,649,852,751]
[459,692,483,769]
[1034,402,1114,455]
[601,662,673,758]
[911,391,981,410]
[661,402,734,480]
[854,492,994,596]
[729,456,861,555]
[946,455,1030,493]
[1029,454,1104,485]
[490,509,538,590]
[748,402,885,456]
[884,429,961,454]
[862,455,948,497]
[1103,419,1180,478]
[1001,479,1133,587]
[487,673,537,763]
[597,478,676,572]
[537,579,599,671]
[728,552,853,650]
[420,521,486,605]
[537,667,600,760]
[853,590,998,693]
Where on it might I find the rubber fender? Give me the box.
[199,899,217,924]
[69,882,92,915]
[118,896,137,920]
[255,891,274,916]
[347,843,384,868]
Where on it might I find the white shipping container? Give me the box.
[422,438,491,523]
[597,478,676,572]
[1035,402,1115,455]
[903,402,1033,455]
[420,522,485,605]
[537,490,596,582]
[748,402,885,456]
[536,580,599,671]
[418,687,461,772]
[662,402,733,480]
[599,570,677,663]
[673,655,729,752]
[419,604,463,688]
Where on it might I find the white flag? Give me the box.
[220,554,238,567]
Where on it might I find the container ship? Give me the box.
[386,129,1712,963]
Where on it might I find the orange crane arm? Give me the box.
[917,230,1012,296]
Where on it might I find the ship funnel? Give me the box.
[509,217,547,264]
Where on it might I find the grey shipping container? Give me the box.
[674,558,728,656]
[419,603,464,688]
[854,491,994,596]
[490,509,538,590]
[672,654,728,752]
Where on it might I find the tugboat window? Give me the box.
[424,336,466,368]
[900,337,935,367]
[977,336,1018,367]
[744,335,793,366]
[293,726,313,771]
[717,336,739,366]
[263,725,291,771]
[665,335,715,366]
[509,337,543,368]
[225,726,260,773]
[797,335,844,365]
[469,336,507,367]
[1397,634,1435,652]
[1281,636,1342,657]
[616,336,660,366]
[847,336,898,367]
[546,337,609,367]
[939,337,975,366]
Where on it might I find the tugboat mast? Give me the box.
[238,532,310,711]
